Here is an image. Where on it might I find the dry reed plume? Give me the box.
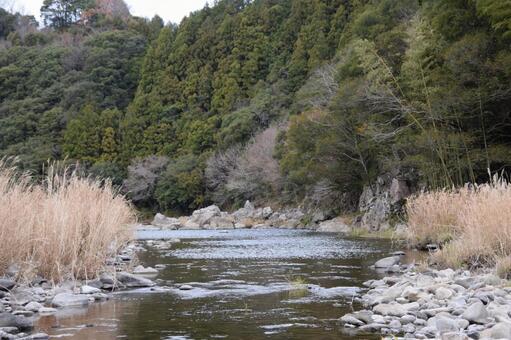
[0,159,136,282]
[407,176,511,270]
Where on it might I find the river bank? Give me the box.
[0,243,158,340]
[340,256,511,339]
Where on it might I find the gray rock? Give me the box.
[116,272,155,288]
[374,303,407,317]
[179,285,193,291]
[133,265,159,275]
[0,313,32,330]
[436,287,454,300]
[374,256,401,269]
[435,316,459,333]
[489,322,511,339]
[462,301,489,324]
[24,302,43,313]
[80,285,101,294]
[441,332,470,340]
[340,314,364,326]
[31,333,49,339]
[52,293,89,308]
[189,205,221,226]
[0,279,15,292]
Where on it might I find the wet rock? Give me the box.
[116,272,155,288]
[0,313,32,330]
[374,256,401,269]
[52,293,89,308]
[179,285,193,291]
[340,314,365,326]
[462,301,489,324]
[23,302,42,313]
[317,217,351,233]
[359,323,387,332]
[80,285,101,294]
[0,279,16,292]
[133,265,159,275]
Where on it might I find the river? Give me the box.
[36,229,404,339]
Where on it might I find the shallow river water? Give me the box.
[36,229,404,339]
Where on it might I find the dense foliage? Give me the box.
[1,0,510,214]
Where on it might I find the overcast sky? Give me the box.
[9,0,210,24]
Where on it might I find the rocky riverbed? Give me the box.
[0,243,158,339]
[341,255,511,339]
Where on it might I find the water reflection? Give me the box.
[37,229,403,339]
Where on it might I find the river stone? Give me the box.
[352,310,374,324]
[80,285,101,294]
[179,285,193,291]
[436,287,454,300]
[52,293,89,308]
[116,272,155,288]
[487,322,511,339]
[0,313,32,330]
[340,314,364,326]
[0,279,16,292]
[435,315,459,333]
[441,332,470,340]
[374,303,407,317]
[462,301,489,324]
[31,333,50,339]
[374,256,401,269]
[133,265,159,275]
[24,302,43,313]
[317,217,351,233]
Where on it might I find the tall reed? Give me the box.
[407,176,511,269]
[0,159,136,282]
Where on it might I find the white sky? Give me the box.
[8,0,210,25]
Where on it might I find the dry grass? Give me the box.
[407,177,511,269]
[0,159,136,282]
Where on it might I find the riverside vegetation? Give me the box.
[1,0,511,339]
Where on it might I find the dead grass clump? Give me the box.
[0,159,136,282]
[406,177,511,270]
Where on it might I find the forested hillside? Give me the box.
[1,0,510,215]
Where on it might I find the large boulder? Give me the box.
[51,293,90,308]
[188,205,221,226]
[317,217,351,233]
[232,201,256,221]
[152,213,181,229]
[207,215,235,229]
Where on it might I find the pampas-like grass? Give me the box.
[0,159,136,282]
[407,176,511,270]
